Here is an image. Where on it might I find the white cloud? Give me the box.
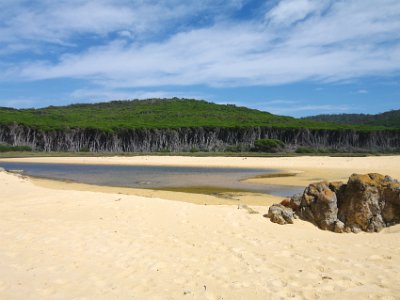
[265,0,329,26]
[0,0,245,47]
[283,0,400,49]
[355,89,368,94]
[118,30,134,39]
[0,1,135,46]
[2,0,400,89]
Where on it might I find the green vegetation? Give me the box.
[0,145,32,152]
[0,98,392,131]
[224,144,250,152]
[304,109,400,129]
[295,147,315,154]
[253,139,284,152]
[0,150,392,159]
[79,146,90,152]
[295,147,339,154]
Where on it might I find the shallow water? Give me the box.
[0,162,303,197]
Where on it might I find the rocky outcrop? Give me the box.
[0,124,399,152]
[338,174,400,232]
[297,182,339,231]
[267,173,400,233]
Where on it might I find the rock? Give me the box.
[280,193,301,210]
[383,176,398,184]
[267,204,295,225]
[329,181,346,207]
[298,182,338,231]
[338,173,400,232]
[269,173,400,233]
[338,174,383,232]
[290,193,302,210]
[334,220,345,233]
[381,177,400,226]
[328,181,345,193]
[279,198,291,207]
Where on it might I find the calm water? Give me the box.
[0,162,303,197]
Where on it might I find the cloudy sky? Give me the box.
[0,0,399,116]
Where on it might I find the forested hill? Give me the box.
[1,99,399,152]
[304,109,400,129]
[0,98,389,131]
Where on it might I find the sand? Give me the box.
[1,156,400,299]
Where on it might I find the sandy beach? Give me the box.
[1,155,400,299]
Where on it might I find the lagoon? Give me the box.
[0,162,302,197]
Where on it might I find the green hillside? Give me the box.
[0,98,391,131]
[304,110,400,129]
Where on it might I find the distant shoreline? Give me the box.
[1,150,399,160]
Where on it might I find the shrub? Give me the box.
[79,146,90,152]
[295,147,341,154]
[0,145,32,152]
[225,144,249,152]
[295,147,315,154]
[253,139,284,152]
[225,145,241,152]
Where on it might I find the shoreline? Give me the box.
[1,161,292,206]
[29,174,283,206]
[2,155,400,187]
[2,155,400,207]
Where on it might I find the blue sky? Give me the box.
[0,0,399,117]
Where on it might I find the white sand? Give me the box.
[3,155,400,171]
[1,156,400,299]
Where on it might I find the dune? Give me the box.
[0,156,400,299]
